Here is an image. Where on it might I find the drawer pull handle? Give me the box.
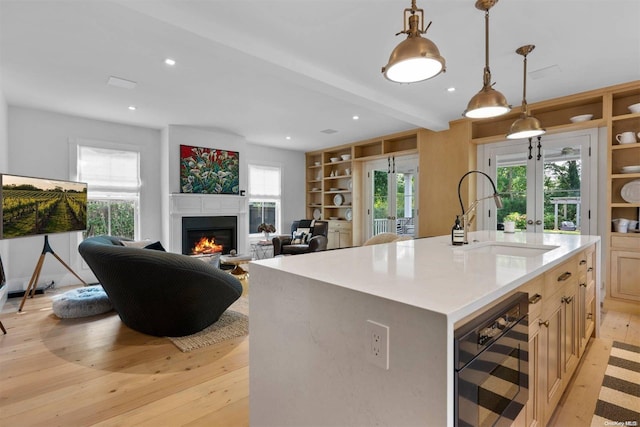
[587,313,593,319]
[529,294,542,305]
[579,282,587,288]
[557,272,572,282]
[539,320,550,328]
[587,267,593,272]
[579,259,587,265]
[562,296,574,304]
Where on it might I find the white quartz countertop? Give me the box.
[252,231,600,323]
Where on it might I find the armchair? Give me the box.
[272,220,328,256]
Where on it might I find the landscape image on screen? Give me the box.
[1,174,87,239]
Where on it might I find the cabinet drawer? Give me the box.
[544,256,577,299]
[328,220,352,231]
[611,235,640,250]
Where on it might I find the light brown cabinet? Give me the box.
[327,220,352,250]
[607,84,640,312]
[459,245,597,427]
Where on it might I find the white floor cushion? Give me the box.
[52,285,113,319]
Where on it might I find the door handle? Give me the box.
[579,259,587,265]
[527,220,534,225]
[562,296,574,304]
[527,219,543,225]
[579,282,587,288]
[535,220,542,225]
[557,272,572,282]
[539,320,549,328]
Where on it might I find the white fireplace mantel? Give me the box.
[169,193,247,254]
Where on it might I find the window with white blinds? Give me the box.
[77,146,141,197]
[249,165,281,197]
[248,164,281,235]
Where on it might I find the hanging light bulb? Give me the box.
[506,45,546,139]
[382,0,446,83]
[463,0,510,119]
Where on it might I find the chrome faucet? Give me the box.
[457,170,503,244]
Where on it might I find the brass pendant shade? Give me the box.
[506,45,546,139]
[382,0,446,83]
[463,0,510,119]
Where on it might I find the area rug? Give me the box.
[167,296,248,352]
[590,341,640,426]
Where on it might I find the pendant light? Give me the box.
[463,0,510,119]
[382,0,446,83]
[506,45,546,139]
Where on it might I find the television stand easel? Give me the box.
[18,235,87,312]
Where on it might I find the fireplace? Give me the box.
[182,216,237,255]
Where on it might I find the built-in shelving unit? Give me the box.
[606,84,640,311]
[306,129,420,247]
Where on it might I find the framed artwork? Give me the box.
[180,145,240,194]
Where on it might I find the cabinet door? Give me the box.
[327,230,340,250]
[540,299,563,426]
[525,317,542,427]
[562,284,579,379]
[610,250,640,301]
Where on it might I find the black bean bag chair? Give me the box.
[78,236,243,337]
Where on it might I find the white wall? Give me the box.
[5,106,162,292]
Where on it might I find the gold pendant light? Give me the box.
[506,45,546,139]
[463,0,510,119]
[382,0,446,83]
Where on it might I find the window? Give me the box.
[248,164,281,235]
[77,145,141,239]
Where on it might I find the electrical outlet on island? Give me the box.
[366,320,389,370]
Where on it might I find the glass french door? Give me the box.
[365,155,418,239]
[482,130,597,235]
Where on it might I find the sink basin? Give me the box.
[457,242,559,257]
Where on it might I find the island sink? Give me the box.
[455,241,560,257]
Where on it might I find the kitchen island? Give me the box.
[249,231,601,426]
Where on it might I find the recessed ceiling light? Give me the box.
[285,136,291,140]
[352,115,359,120]
[128,105,136,111]
[164,58,176,66]
[447,87,456,92]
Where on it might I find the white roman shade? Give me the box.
[78,146,140,197]
[249,165,281,197]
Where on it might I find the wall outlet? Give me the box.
[366,320,389,370]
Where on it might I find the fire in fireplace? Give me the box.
[182,216,237,255]
[192,237,223,255]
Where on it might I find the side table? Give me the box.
[219,254,252,277]
[251,241,274,260]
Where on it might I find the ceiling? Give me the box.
[1,1,639,152]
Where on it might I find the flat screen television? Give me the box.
[0,174,88,239]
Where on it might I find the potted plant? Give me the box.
[257,223,276,240]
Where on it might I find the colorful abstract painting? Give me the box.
[180,145,240,194]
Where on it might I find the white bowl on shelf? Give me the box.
[569,114,593,123]
[314,161,320,166]
[628,103,640,114]
[330,157,339,163]
[341,154,351,161]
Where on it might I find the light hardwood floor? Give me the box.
[1,285,638,427]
